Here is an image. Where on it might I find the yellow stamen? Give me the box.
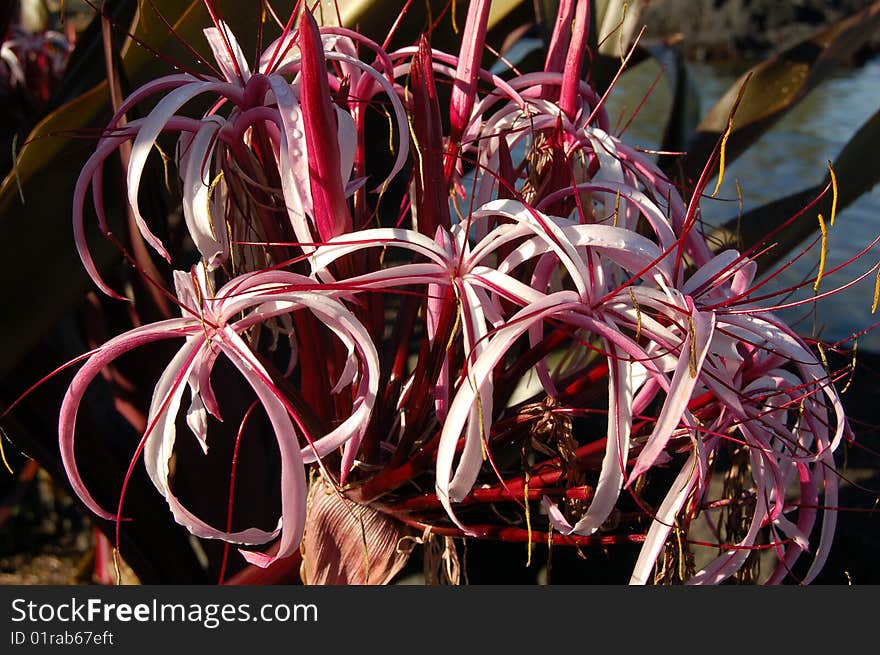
[225,214,236,276]
[153,142,173,194]
[675,524,686,581]
[711,73,752,198]
[0,428,14,475]
[445,310,462,354]
[450,0,459,34]
[612,190,621,227]
[476,388,487,462]
[524,473,533,567]
[206,171,225,240]
[711,115,734,198]
[688,315,698,378]
[828,160,838,226]
[193,271,213,346]
[384,105,397,158]
[840,340,858,394]
[629,287,641,341]
[817,342,829,372]
[872,267,880,314]
[814,213,828,292]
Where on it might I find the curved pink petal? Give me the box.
[59,319,198,520]
[548,342,633,535]
[142,336,280,545]
[203,21,251,84]
[436,291,582,528]
[626,301,715,485]
[218,328,308,567]
[128,82,228,261]
[629,451,700,585]
[178,115,229,268]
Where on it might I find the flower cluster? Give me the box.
[1,20,71,110]
[61,0,852,584]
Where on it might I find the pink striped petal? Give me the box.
[59,319,198,521]
[203,21,251,84]
[627,301,715,485]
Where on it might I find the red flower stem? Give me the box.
[389,286,458,466]
[384,479,594,513]
[349,431,443,503]
[355,417,610,507]
[558,360,610,404]
[398,519,646,547]
[409,36,451,236]
[559,0,589,121]
[359,293,422,464]
[299,8,353,240]
[218,400,259,585]
[291,311,333,423]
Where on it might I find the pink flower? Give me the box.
[59,263,379,568]
[73,9,408,297]
[24,0,860,584]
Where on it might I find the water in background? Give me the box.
[603,53,880,351]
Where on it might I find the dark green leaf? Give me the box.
[0,1,261,376]
[712,108,880,273]
[674,1,880,184]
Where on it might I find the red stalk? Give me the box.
[409,36,451,236]
[398,520,646,547]
[443,0,491,183]
[386,476,594,513]
[299,8,353,240]
[389,285,458,467]
[559,1,590,121]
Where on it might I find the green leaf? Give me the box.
[712,107,880,273]
[325,0,530,53]
[654,43,701,170]
[0,84,120,378]
[0,1,261,376]
[588,0,651,93]
[674,1,880,185]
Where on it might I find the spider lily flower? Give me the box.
[617,255,846,584]
[418,184,847,583]
[58,263,379,567]
[18,0,859,587]
[1,23,71,107]
[439,284,714,536]
[311,194,682,529]
[73,9,409,295]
